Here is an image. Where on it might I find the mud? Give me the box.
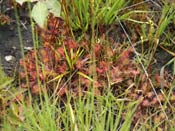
[0,1,32,75]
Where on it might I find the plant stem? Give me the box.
[61,0,75,39]
[90,0,97,88]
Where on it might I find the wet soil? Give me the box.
[0,1,32,75]
[0,23,32,75]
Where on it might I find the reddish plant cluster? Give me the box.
[19,37,140,96]
[129,70,175,125]
[19,15,175,128]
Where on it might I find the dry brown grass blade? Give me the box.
[159,45,175,57]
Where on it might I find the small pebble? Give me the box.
[12,46,16,50]
[24,46,33,50]
[5,55,15,62]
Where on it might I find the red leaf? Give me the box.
[57,47,65,57]
[94,44,101,56]
[39,73,45,81]
[67,39,77,50]
[29,71,37,80]
[96,67,103,74]
[14,94,24,102]
[100,61,108,72]
[120,48,133,60]
[31,84,40,94]
[21,83,27,88]
[76,59,84,69]
[56,62,67,73]
[20,72,27,79]
[96,61,108,74]
[142,99,151,107]
[57,87,67,97]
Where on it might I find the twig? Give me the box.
[149,0,161,8]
